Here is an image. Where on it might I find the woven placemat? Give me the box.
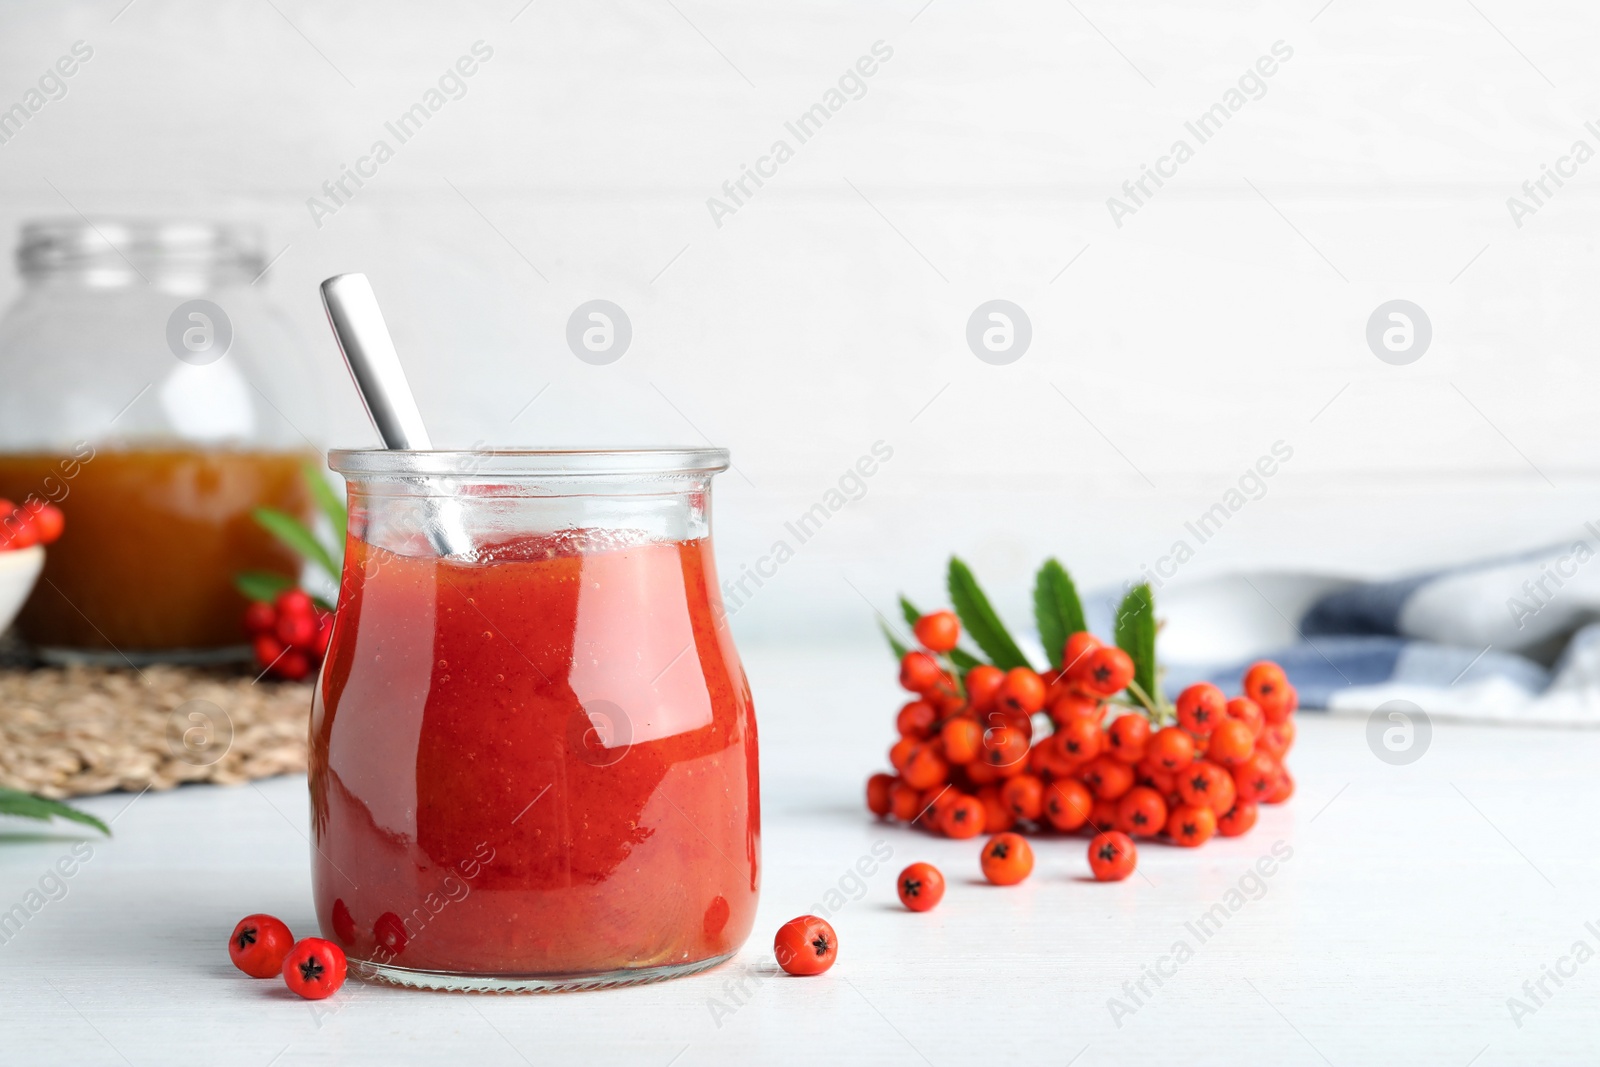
[0,665,312,799]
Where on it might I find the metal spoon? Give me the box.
[320,273,473,557]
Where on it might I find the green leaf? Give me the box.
[880,621,909,661]
[899,596,922,631]
[1032,559,1087,669]
[252,507,339,582]
[303,460,348,538]
[234,570,295,603]
[1114,583,1159,702]
[946,557,1031,671]
[0,788,109,835]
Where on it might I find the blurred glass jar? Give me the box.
[0,219,321,661]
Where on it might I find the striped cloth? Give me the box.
[1084,535,1600,724]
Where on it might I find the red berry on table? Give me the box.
[243,601,277,635]
[912,610,959,653]
[1175,682,1226,736]
[866,773,896,817]
[1043,778,1093,832]
[996,667,1046,715]
[1148,726,1195,773]
[775,915,837,976]
[229,914,294,978]
[899,651,944,694]
[980,832,1034,886]
[1217,800,1259,837]
[281,937,347,999]
[1062,631,1101,679]
[1088,830,1137,881]
[1106,713,1151,762]
[940,793,986,839]
[897,862,945,912]
[276,609,317,649]
[1166,803,1217,847]
[1115,785,1169,838]
[1208,719,1256,767]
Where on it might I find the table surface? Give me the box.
[1,645,1596,1066]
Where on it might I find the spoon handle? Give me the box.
[320,273,433,450]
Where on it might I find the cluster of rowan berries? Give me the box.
[243,589,333,681]
[866,610,1297,877]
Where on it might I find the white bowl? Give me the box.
[0,545,44,633]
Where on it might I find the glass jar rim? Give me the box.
[328,447,731,478]
[17,217,266,282]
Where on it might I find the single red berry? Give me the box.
[1061,631,1102,680]
[1243,661,1289,708]
[1081,646,1134,696]
[28,502,64,545]
[980,832,1034,886]
[965,664,1005,711]
[899,650,944,694]
[276,610,317,649]
[1233,752,1281,803]
[1115,785,1169,838]
[941,716,983,765]
[900,744,949,791]
[980,724,1030,771]
[1258,719,1295,760]
[1148,726,1195,773]
[275,587,314,619]
[1082,755,1135,800]
[866,773,896,817]
[1175,682,1226,736]
[1043,778,1093,832]
[5,511,37,549]
[896,700,938,740]
[1055,718,1102,764]
[975,785,1017,833]
[252,634,286,671]
[1265,765,1295,804]
[913,610,960,653]
[276,649,312,682]
[1261,683,1299,724]
[897,862,946,911]
[1106,713,1151,763]
[1088,830,1137,881]
[1177,760,1237,814]
[1224,696,1266,738]
[1166,802,1217,847]
[1046,689,1101,727]
[889,780,922,822]
[940,793,987,839]
[281,937,347,999]
[1001,773,1044,822]
[1217,800,1259,837]
[1208,719,1256,767]
[774,915,837,976]
[229,914,294,978]
[996,667,1046,715]
[243,601,277,635]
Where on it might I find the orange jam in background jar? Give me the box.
[310,448,759,990]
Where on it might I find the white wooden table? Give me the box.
[1,645,1596,1065]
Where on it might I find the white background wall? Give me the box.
[0,0,1596,644]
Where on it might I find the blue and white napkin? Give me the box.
[1085,535,1600,724]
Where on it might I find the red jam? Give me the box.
[309,530,759,979]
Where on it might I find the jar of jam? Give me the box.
[0,219,320,660]
[310,448,759,990]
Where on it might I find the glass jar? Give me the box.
[0,219,321,660]
[310,448,760,991]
